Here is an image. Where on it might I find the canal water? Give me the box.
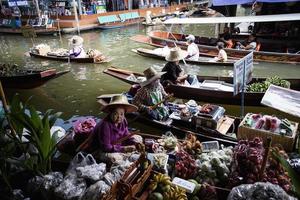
[1,24,300,125]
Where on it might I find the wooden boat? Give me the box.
[0,66,69,89]
[29,52,111,64]
[132,48,237,66]
[103,67,300,106]
[97,94,239,146]
[0,27,58,35]
[98,18,144,30]
[131,30,300,64]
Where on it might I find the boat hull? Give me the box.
[133,31,300,64]
[29,52,109,63]
[103,67,300,106]
[0,69,69,89]
[133,48,236,66]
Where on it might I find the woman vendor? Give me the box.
[133,67,170,121]
[69,35,86,58]
[91,94,142,161]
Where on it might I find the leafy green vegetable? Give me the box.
[247,76,290,92]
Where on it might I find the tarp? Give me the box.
[212,0,300,6]
[261,85,300,118]
[163,13,300,24]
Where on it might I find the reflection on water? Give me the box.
[1,25,300,122]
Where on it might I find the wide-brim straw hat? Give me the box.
[101,94,137,113]
[140,67,166,87]
[165,47,187,62]
[69,35,84,46]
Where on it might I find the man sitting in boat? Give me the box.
[214,42,228,62]
[89,94,142,162]
[69,35,86,58]
[161,47,188,86]
[133,67,170,121]
[236,34,257,51]
[219,27,233,48]
[185,34,199,61]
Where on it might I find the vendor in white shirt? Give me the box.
[185,34,199,61]
[69,36,86,58]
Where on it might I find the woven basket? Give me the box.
[237,113,298,152]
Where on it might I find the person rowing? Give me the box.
[133,67,171,121]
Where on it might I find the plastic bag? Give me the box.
[80,180,111,200]
[76,154,106,183]
[66,152,89,175]
[54,174,87,200]
[43,172,64,192]
[227,182,297,200]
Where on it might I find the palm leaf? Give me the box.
[272,150,300,198]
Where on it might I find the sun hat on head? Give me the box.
[165,47,187,62]
[140,67,166,87]
[69,35,84,47]
[186,34,195,42]
[101,94,137,113]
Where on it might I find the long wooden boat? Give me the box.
[0,68,69,89]
[0,27,58,35]
[103,67,300,106]
[98,18,144,30]
[97,94,239,146]
[131,31,300,64]
[29,52,111,64]
[132,48,237,66]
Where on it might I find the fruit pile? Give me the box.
[175,150,197,179]
[157,132,178,150]
[181,134,202,155]
[228,137,292,192]
[148,173,187,200]
[195,146,233,186]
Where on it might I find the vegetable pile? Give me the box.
[247,76,290,92]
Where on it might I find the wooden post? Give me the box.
[0,81,9,113]
[259,137,272,180]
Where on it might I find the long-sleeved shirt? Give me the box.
[93,117,133,152]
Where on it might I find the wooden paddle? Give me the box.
[112,130,140,145]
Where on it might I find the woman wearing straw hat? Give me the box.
[161,47,188,86]
[69,35,86,58]
[89,95,142,162]
[133,67,170,121]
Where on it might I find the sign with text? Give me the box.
[261,84,300,118]
[8,0,28,7]
[233,52,253,95]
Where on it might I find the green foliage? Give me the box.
[272,150,300,198]
[7,94,62,175]
[247,76,291,92]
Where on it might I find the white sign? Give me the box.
[261,84,300,118]
[233,52,253,95]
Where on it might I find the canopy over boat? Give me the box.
[163,13,300,24]
[212,0,300,6]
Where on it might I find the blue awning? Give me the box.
[212,0,300,6]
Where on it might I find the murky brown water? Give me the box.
[1,24,300,124]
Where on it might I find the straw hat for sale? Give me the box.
[101,94,137,113]
[140,67,166,87]
[165,47,187,62]
[69,35,84,47]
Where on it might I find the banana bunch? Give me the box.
[148,173,172,192]
[182,133,202,155]
[163,185,188,200]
